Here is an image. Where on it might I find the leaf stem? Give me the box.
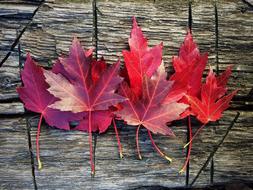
[136,125,142,160]
[88,111,95,176]
[36,114,43,170]
[179,116,192,174]
[113,118,123,159]
[184,123,206,149]
[147,130,172,163]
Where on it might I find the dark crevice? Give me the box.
[209,2,219,183]
[92,0,98,60]
[188,1,192,31]
[92,0,98,176]
[190,112,240,187]
[93,133,98,177]
[0,0,45,68]
[242,0,253,9]
[0,112,36,118]
[215,2,219,74]
[26,118,38,190]
[0,98,21,103]
[210,158,214,184]
[186,0,193,187]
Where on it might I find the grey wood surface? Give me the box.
[0,0,252,189]
[0,117,34,190]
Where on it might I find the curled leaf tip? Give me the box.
[179,168,185,174]
[91,170,95,177]
[120,152,124,159]
[38,159,43,170]
[164,155,172,163]
[184,142,190,149]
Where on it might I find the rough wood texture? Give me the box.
[0,117,34,189]
[97,0,189,72]
[0,1,39,102]
[21,0,93,67]
[217,0,253,101]
[29,119,186,189]
[214,111,253,183]
[0,50,21,101]
[95,123,187,188]
[0,102,24,114]
[28,118,95,189]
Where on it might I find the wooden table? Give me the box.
[0,0,252,189]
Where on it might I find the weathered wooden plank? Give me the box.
[29,118,96,189]
[191,0,216,67]
[0,1,40,113]
[185,110,253,186]
[217,0,253,100]
[0,50,21,101]
[214,111,253,183]
[0,1,39,56]
[95,122,187,189]
[21,0,93,67]
[96,0,189,187]
[0,117,34,189]
[0,102,24,114]
[97,0,189,72]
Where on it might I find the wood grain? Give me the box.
[21,0,93,67]
[95,122,187,189]
[28,118,96,189]
[217,0,253,101]
[0,117,34,189]
[96,0,189,72]
[0,1,39,113]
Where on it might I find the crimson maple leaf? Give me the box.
[44,37,126,175]
[116,66,188,159]
[187,67,237,124]
[170,30,208,99]
[180,66,237,173]
[122,16,163,97]
[169,30,208,173]
[17,53,82,170]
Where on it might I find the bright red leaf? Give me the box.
[186,68,237,124]
[117,66,188,159]
[170,30,208,99]
[44,37,126,175]
[122,16,163,97]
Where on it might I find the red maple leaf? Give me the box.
[180,66,237,173]
[169,31,208,173]
[116,66,188,160]
[122,17,163,97]
[17,53,82,170]
[170,30,208,100]
[187,67,237,124]
[44,37,126,175]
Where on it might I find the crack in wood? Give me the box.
[93,0,98,60]
[190,112,240,186]
[26,117,38,190]
[0,0,45,68]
